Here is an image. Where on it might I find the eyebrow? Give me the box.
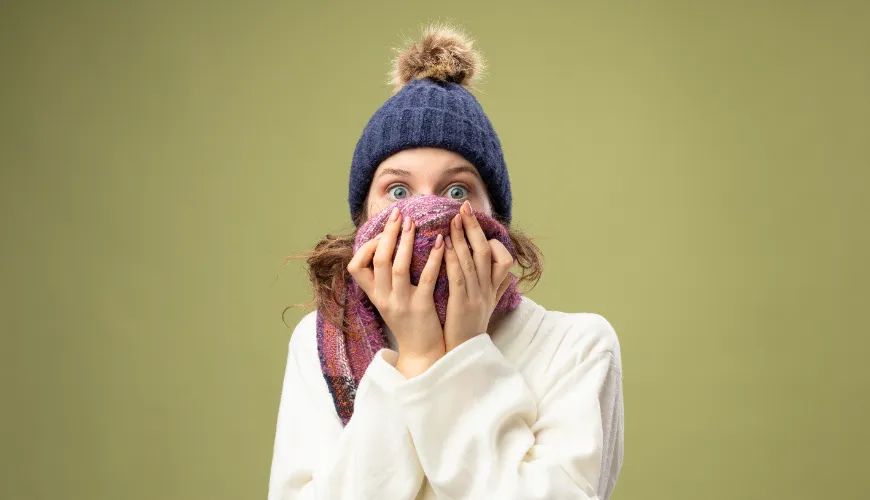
[443,165,482,179]
[376,168,412,178]
[375,165,482,180]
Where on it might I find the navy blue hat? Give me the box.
[348,26,511,226]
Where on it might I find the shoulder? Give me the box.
[279,310,330,394]
[287,310,319,360]
[511,299,623,402]
[563,311,620,358]
[534,302,622,367]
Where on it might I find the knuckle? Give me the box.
[418,273,436,286]
[462,258,476,272]
[373,255,390,267]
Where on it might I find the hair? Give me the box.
[282,210,544,332]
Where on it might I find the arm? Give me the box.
[392,324,624,500]
[267,313,425,500]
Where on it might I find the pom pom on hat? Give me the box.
[389,24,485,93]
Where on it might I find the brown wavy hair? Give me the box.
[282,211,544,332]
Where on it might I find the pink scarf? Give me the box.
[317,195,523,425]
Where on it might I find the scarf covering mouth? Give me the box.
[316,194,523,425]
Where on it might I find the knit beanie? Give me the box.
[347,25,512,226]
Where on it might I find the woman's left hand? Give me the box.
[443,200,515,352]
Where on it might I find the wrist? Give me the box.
[445,330,487,353]
[395,348,444,379]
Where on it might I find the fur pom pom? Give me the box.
[390,24,485,92]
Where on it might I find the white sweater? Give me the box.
[267,296,624,500]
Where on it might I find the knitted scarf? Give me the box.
[317,194,523,425]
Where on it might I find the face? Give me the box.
[363,148,493,222]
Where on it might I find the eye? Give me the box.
[445,185,469,200]
[388,185,410,200]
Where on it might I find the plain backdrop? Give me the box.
[1,1,868,499]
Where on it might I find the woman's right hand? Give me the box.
[347,207,446,378]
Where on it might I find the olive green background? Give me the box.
[2,1,868,499]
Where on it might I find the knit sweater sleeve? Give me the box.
[391,314,624,500]
[267,312,424,500]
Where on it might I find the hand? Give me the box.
[346,207,447,378]
[442,200,514,352]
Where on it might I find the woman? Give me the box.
[268,25,624,500]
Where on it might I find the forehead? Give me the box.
[374,147,482,180]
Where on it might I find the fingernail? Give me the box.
[402,216,410,231]
[461,200,471,215]
[390,207,400,222]
[453,213,462,229]
[434,234,443,249]
[445,235,453,249]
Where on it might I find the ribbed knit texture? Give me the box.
[348,78,511,226]
[318,195,522,425]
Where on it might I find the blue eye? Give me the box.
[388,185,409,200]
[446,185,468,200]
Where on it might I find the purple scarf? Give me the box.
[316,195,523,425]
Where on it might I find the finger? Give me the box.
[459,201,491,286]
[449,212,481,298]
[495,272,513,303]
[443,234,467,298]
[416,234,444,296]
[346,235,383,296]
[373,207,403,295]
[392,216,415,295]
[489,239,514,290]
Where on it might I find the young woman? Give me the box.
[268,25,624,500]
